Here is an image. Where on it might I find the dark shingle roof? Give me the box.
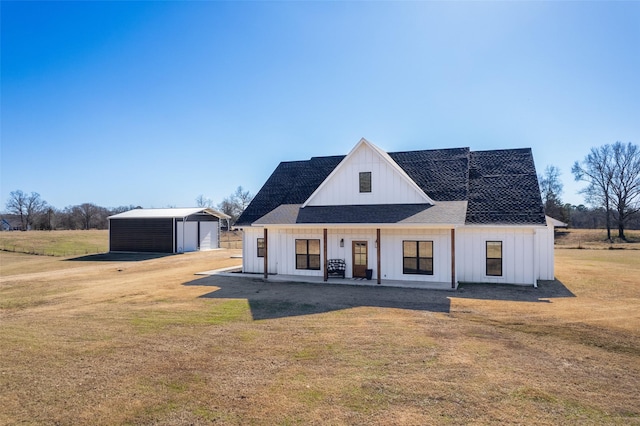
[236,156,343,226]
[236,146,545,226]
[389,148,470,201]
[466,149,545,225]
[252,202,468,225]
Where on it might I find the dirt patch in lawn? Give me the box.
[1,249,639,425]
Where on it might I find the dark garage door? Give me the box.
[109,218,174,253]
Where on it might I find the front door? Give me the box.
[352,241,368,278]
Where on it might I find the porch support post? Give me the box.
[450,228,456,289]
[532,229,538,288]
[377,228,381,285]
[323,228,328,282]
[263,228,268,280]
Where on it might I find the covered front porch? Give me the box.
[202,268,457,291]
[258,225,459,289]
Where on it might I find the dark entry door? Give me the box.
[352,241,368,278]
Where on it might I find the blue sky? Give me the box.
[2,1,639,210]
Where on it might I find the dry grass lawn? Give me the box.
[554,228,640,249]
[0,243,639,424]
[0,229,244,255]
[0,229,108,256]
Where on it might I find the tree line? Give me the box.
[540,141,640,240]
[2,186,254,231]
[4,141,639,238]
[2,190,139,230]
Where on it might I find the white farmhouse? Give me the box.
[236,138,556,288]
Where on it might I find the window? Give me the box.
[295,239,320,270]
[257,238,265,258]
[486,241,502,276]
[359,171,372,193]
[403,241,433,275]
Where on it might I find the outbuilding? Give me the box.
[108,208,229,253]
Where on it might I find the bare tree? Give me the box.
[233,186,253,212]
[110,205,142,215]
[538,165,566,222]
[195,194,214,208]
[573,141,640,240]
[217,186,253,227]
[5,190,48,230]
[32,207,56,230]
[76,203,99,230]
[609,142,640,239]
[572,145,614,240]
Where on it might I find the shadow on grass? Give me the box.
[454,279,575,302]
[183,275,575,320]
[66,252,174,262]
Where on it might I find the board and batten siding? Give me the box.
[242,224,554,285]
[456,227,551,285]
[244,227,454,282]
[242,227,267,274]
[537,224,555,280]
[325,229,379,279]
[307,143,427,206]
[273,229,326,277]
[379,229,451,282]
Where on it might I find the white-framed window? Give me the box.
[257,238,265,258]
[295,239,320,270]
[359,171,372,193]
[402,240,433,275]
[486,241,502,276]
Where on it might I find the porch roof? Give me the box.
[253,201,468,226]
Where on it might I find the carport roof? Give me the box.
[108,208,229,220]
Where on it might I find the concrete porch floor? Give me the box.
[197,267,457,291]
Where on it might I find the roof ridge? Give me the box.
[238,141,545,227]
[471,147,532,154]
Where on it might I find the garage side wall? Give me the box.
[109,218,174,253]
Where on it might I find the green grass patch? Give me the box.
[340,381,392,413]
[293,347,323,361]
[0,283,79,310]
[206,299,251,325]
[0,230,108,256]
[297,387,326,405]
[192,406,240,423]
[159,379,189,393]
[131,300,251,333]
[512,386,558,404]
[0,296,49,310]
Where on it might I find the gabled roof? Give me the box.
[303,138,435,207]
[109,207,229,220]
[236,156,344,226]
[388,148,470,201]
[236,142,546,226]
